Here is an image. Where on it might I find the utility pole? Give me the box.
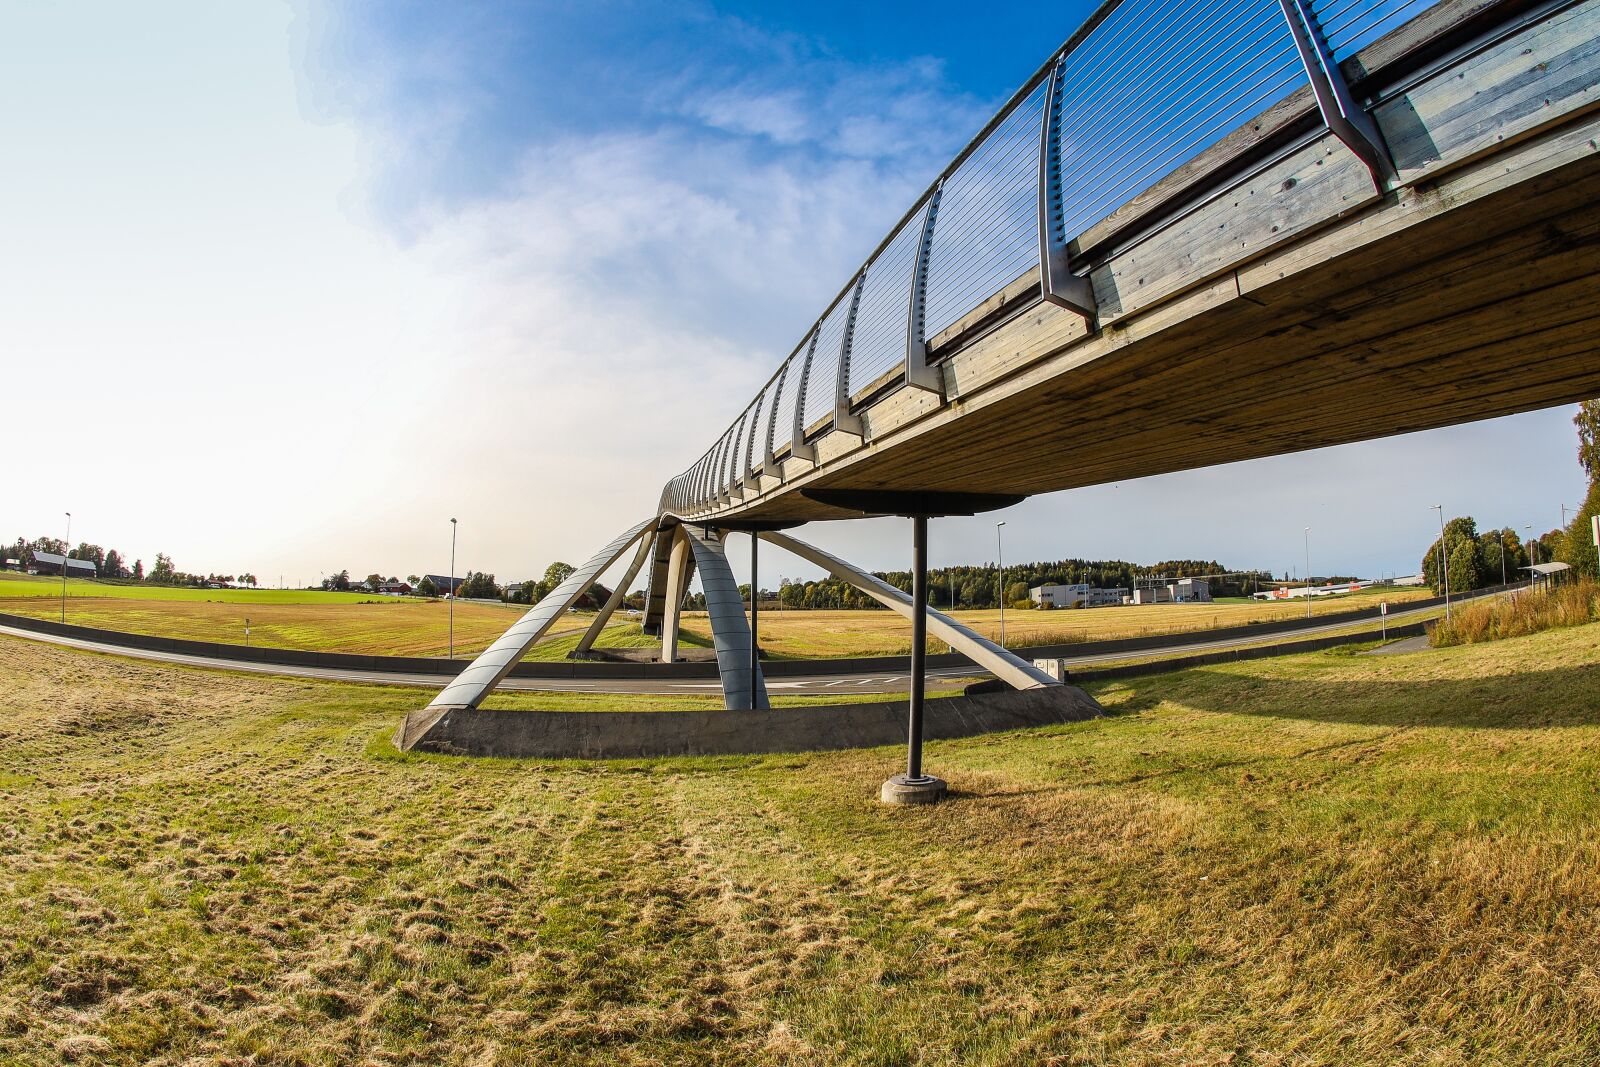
[1433,505,1450,620]
[995,520,1007,647]
[1304,526,1312,620]
[61,511,71,623]
[449,517,458,658]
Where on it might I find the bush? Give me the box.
[1430,579,1600,647]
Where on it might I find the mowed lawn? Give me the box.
[695,586,1435,658]
[0,574,623,658]
[2,625,1597,1064]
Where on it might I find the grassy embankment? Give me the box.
[2,622,1597,1064]
[0,572,1432,660]
[1432,578,1599,646]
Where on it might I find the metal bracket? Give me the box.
[833,274,867,439]
[789,330,819,464]
[763,362,788,479]
[1038,56,1098,321]
[904,184,946,395]
[1279,0,1396,187]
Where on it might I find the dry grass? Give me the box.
[1432,578,1600,647]
[2,624,1598,1064]
[0,594,630,658]
[687,587,1433,658]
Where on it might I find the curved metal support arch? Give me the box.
[683,526,770,710]
[573,530,655,655]
[759,529,1059,690]
[789,330,820,465]
[422,518,654,713]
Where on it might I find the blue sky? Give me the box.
[2,1,1587,589]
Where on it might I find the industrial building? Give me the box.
[1028,583,1128,609]
[1132,578,1213,605]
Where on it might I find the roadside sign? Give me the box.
[1381,602,1388,615]
[1380,601,1387,640]
[1592,514,1598,548]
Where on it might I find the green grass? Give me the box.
[3,624,1599,1064]
[0,572,393,605]
[519,622,713,662]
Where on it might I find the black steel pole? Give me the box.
[908,515,928,781]
[750,534,759,680]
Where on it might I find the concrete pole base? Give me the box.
[880,774,948,806]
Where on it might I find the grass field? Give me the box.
[1,572,1433,661]
[688,585,1435,658]
[3,623,1597,1063]
[0,573,618,658]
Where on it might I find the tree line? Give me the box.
[4,537,256,588]
[1421,401,1600,591]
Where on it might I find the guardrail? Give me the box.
[664,0,1445,517]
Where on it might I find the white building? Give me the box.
[1133,577,1213,604]
[1029,583,1127,609]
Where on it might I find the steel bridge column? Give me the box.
[660,526,692,663]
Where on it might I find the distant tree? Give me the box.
[1005,580,1030,604]
[544,562,575,587]
[103,549,125,580]
[132,559,144,581]
[1447,539,1482,594]
[406,574,421,586]
[458,570,499,599]
[149,553,175,583]
[416,577,439,597]
[1576,399,1600,482]
[366,573,384,590]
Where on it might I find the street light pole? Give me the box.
[1433,505,1450,620]
[1525,525,1535,589]
[995,520,1007,648]
[61,511,71,622]
[449,517,458,658]
[1304,526,1312,620]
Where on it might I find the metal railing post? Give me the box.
[790,330,820,464]
[904,185,945,395]
[1038,55,1098,321]
[1279,0,1395,185]
[763,361,789,479]
[834,274,867,438]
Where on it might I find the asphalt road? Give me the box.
[0,596,1450,696]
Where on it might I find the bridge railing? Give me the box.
[666,0,1440,518]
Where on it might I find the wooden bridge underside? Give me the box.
[694,0,1600,524]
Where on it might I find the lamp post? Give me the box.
[449,517,458,658]
[61,511,71,622]
[1304,526,1312,620]
[995,520,1007,648]
[1433,505,1450,620]
[1525,525,1535,589]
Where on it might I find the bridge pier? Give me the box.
[880,514,945,805]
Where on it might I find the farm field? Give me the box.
[2,572,1435,660]
[3,624,1598,1063]
[0,574,627,658]
[682,585,1436,658]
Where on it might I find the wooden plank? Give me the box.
[1379,0,1600,183]
[1095,135,1380,323]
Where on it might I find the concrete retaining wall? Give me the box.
[396,683,1106,760]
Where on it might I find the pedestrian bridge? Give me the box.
[409,0,1600,753]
